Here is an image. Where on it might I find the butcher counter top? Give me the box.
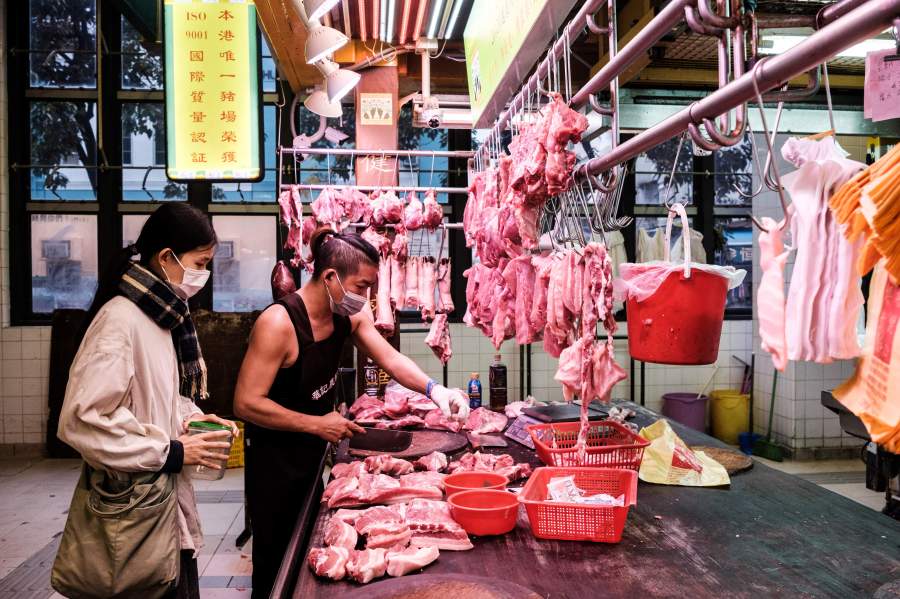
[277,403,900,598]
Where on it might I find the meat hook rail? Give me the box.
[281,183,471,194]
[574,0,900,179]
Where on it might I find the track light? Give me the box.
[304,0,341,22]
[305,21,349,64]
[445,0,464,39]
[427,0,446,39]
[304,86,343,118]
[318,59,361,103]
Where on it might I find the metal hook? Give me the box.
[141,166,155,200]
[585,12,607,35]
[662,132,688,210]
[750,56,791,232]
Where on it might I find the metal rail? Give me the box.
[574,0,900,178]
[280,147,475,158]
[282,183,470,194]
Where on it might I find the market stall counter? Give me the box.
[275,403,900,598]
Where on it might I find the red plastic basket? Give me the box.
[519,467,638,542]
[527,420,649,470]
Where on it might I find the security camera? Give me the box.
[422,96,442,129]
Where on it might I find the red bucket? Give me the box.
[624,204,729,365]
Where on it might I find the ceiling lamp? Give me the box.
[305,21,349,64]
[318,59,361,102]
[304,0,341,22]
[304,86,343,118]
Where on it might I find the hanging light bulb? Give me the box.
[305,21,349,64]
[318,59,361,103]
[304,0,341,22]
[304,85,343,118]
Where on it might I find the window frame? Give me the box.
[7,2,285,324]
[617,132,752,320]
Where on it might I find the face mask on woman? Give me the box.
[326,273,367,316]
[164,251,210,300]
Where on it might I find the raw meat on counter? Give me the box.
[465,407,508,434]
[415,451,448,472]
[324,472,443,509]
[505,397,536,418]
[448,451,532,482]
[404,498,473,550]
[374,415,426,429]
[323,517,358,550]
[424,314,452,365]
[423,409,463,433]
[308,546,351,580]
[364,455,415,476]
[346,548,388,583]
[385,545,440,577]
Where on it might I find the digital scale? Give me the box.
[504,403,609,449]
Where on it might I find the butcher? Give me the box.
[234,227,470,598]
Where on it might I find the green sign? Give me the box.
[463,0,576,128]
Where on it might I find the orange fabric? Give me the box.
[829,144,900,282]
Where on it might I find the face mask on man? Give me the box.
[325,272,367,316]
[163,251,210,300]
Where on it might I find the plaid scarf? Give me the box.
[119,263,208,403]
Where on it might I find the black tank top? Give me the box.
[245,292,352,449]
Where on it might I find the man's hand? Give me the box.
[313,411,366,443]
[431,385,470,421]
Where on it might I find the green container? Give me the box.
[187,421,233,481]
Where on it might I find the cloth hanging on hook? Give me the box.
[780,136,865,363]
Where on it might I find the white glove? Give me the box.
[431,385,470,421]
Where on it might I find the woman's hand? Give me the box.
[184,413,240,437]
[313,411,366,443]
[179,430,233,469]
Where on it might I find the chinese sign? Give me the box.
[164,0,263,181]
[360,93,393,125]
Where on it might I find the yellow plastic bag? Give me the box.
[638,420,730,487]
[834,261,900,452]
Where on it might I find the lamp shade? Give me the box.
[304,0,341,22]
[326,68,361,103]
[305,22,348,64]
[304,89,343,118]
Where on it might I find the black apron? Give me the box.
[244,293,351,598]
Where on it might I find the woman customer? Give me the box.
[55,203,238,599]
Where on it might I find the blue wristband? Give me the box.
[425,379,438,399]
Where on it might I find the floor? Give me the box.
[0,456,891,597]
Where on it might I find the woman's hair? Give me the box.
[82,203,217,334]
[309,227,379,279]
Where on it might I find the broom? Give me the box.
[753,370,784,461]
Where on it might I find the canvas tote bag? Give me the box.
[51,463,180,598]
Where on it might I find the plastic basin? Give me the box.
[448,489,519,536]
[444,471,508,498]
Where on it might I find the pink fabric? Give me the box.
[757,217,790,371]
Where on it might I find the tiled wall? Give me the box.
[402,320,752,425]
[751,133,865,456]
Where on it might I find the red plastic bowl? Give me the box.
[444,471,508,498]
[448,489,519,536]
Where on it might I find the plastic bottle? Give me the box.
[364,358,379,397]
[489,354,507,411]
[467,373,482,410]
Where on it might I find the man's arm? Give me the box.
[233,306,319,433]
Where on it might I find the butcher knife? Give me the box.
[348,427,413,452]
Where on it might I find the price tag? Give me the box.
[865,49,900,122]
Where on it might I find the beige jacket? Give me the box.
[58,296,205,554]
